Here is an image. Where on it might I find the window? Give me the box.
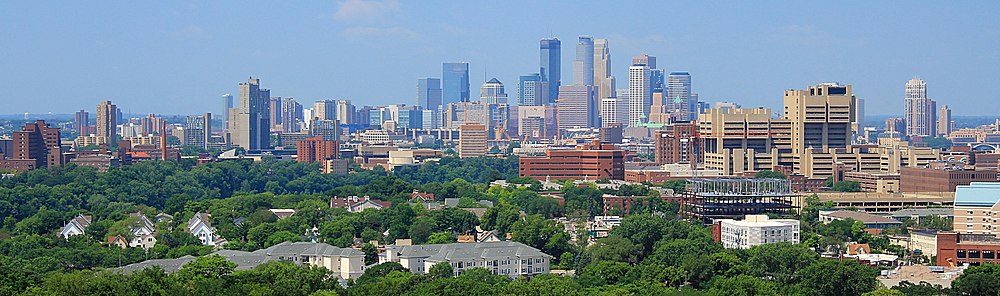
[958,250,967,259]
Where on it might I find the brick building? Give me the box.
[936,232,1000,266]
[900,166,997,193]
[653,122,701,166]
[0,120,63,172]
[519,140,625,180]
[297,136,338,163]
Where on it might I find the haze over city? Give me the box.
[2,1,999,116]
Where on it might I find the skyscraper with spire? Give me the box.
[593,38,615,101]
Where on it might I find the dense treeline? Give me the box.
[0,159,992,295]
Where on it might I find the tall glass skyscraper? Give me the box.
[442,63,470,105]
[667,72,695,121]
[417,78,442,110]
[573,36,594,86]
[518,73,546,106]
[540,38,561,104]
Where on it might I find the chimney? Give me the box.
[161,121,167,161]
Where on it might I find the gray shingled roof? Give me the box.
[394,241,551,261]
[114,242,361,274]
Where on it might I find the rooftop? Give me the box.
[822,210,903,225]
[954,182,1000,207]
[390,241,550,262]
[115,242,362,274]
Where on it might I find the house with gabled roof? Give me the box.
[128,212,157,249]
[60,214,92,239]
[330,196,392,213]
[186,212,220,246]
[409,190,436,203]
[107,235,128,249]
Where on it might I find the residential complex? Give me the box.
[712,215,800,249]
[380,241,551,278]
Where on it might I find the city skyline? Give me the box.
[2,1,999,116]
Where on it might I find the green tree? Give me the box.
[707,275,779,296]
[951,264,1000,296]
[510,214,570,259]
[799,259,879,296]
[361,243,378,265]
[861,288,905,296]
[428,262,454,279]
[754,170,787,179]
[426,232,456,244]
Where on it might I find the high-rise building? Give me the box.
[74,110,89,136]
[297,136,338,163]
[937,105,953,137]
[593,38,615,102]
[314,100,335,121]
[905,78,937,137]
[557,85,598,130]
[96,100,118,141]
[444,101,490,129]
[229,77,271,151]
[281,98,303,133]
[442,62,470,105]
[632,54,656,69]
[600,96,628,128]
[222,93,234,132]
[480,78,508,105]
[540,38,561,103]
[784,83,856,154]
[422,109,442,129]
[0,120,62,172]
[667,72,695,121]
[654,122,701,166]
[518,73,547,106]
[417,78,443,110]
[309,120,340,141]
[269,97,282,132]
[184,113,212,149]
[517,105,557,140]
[628,63,651,127]
[336,100,355,126]
[458,123,487,158]
[573,36,594,86]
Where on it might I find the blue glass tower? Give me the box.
[519,73,545,106]
[540,38,561,104]
[442,62,470,105]
[416,78,442,110]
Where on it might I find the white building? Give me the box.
[128,212,157,249]
[715,215,800,249]
[187,212,220,246]
[628,64,650,127]
[600,96,627,128]
[380,241,552,278]
[59,214,92,239]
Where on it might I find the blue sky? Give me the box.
[2,1,998,116]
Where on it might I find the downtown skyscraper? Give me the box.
[96,100,117,141]
[230,77,271,151]
[573,36,594,86]
[666,72,696,121]
[518,73,546,106]
[416,78,443,110]
[594,38,615,101]
[904,77,937,137]
[442,63,470,105]
[540,38,561,104]
[628,56,653,127]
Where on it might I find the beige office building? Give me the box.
[458,123,487,158]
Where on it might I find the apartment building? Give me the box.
[380,241,551,278]
[711,215,800,249]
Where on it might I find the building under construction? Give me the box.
[682,178,797,223]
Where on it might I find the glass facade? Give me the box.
[442,63,470,105]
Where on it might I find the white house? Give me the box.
[186,212,219,246]
[330,196,392,213]
[59,214,92,239]
[381,241,552,278]
[128,212,157,249]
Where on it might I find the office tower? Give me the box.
[855,98,865,132]
[139,114,160,136]
[937,105,953,136]
[573,36,594,86]
[417,78,443,110]
[458,123,487,158]
[518,105,557,140]
[632,54,656,69]
[116,109,124,125]
[905,78,937,137]
[784,83,856,153]
[443,101,490,128]
[628,64,651,127]
[442,62,470,105]
[650,69,665,94]
[480,78,508,105]
[222,93,234,132]
[540,38,561,103]
[314,100,335,121]
[74,110,89,136]
[0,120,62,171]
[281,98,303,133]
[557,85,598,130]
[309,120,340,141]
[594,38,615,101]
[336,100,355,126]
[648,91,670,124]
[184,113,211,149]
[518,73,547,106]
[654,122,701,165]
[269,97,282,132]
[96,100,118,141]
[885,117,906,134]
[422,109,441,129]
[601,96,628,128]
[230,77,271,151]
[667,72,695,121]
[297,136,338,163]
[302,108,314,130]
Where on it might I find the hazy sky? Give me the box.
[2,1,999,116]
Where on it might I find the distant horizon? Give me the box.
[3,1,999,116]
